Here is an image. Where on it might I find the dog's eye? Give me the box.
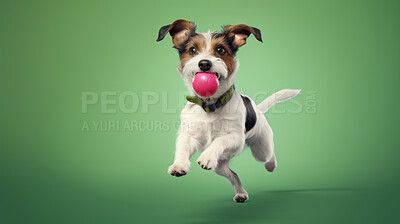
[216,46,226,56]
[189,47,197,55]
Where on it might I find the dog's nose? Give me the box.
[198,60,212,71]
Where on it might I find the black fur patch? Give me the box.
[251,27,263,43]
[241,95,257,132]
[156,24,172,42]
[224,34,239,56]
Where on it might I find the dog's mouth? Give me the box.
[192,72,220,98]
[195,72,221,80]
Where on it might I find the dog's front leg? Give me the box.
[168,133,199,177]
[197,132,244,170]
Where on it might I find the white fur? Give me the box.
[168,32,300,202]
[257,89,301,113]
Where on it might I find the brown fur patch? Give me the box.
[170,20,196,48]
[224,24,262,47]
[179,35,206,68]
[209,37,236,75]
[156,19,196,49]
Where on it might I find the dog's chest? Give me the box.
[179,101,245,148]
[181,118,234,149]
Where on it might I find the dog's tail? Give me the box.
[257,89,301,113]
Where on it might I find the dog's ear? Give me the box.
[224,24,262,48]
[156,19,196,48]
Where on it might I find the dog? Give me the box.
[157,19,300,202]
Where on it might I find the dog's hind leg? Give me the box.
[246,117,277,172]
[214,159,248,203]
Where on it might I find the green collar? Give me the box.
[186,85,235,112]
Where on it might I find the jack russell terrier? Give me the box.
[157,19,300,202]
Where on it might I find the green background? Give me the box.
[1,0,399,223]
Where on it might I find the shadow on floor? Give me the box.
[185,188,362,224]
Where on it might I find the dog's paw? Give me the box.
[168,162,190,177]
[264,159,277,172]
[233,193,249,203]
[196,153,218,170]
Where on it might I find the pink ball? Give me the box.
[192,72,219,97]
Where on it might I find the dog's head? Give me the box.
[157,19,262,100]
